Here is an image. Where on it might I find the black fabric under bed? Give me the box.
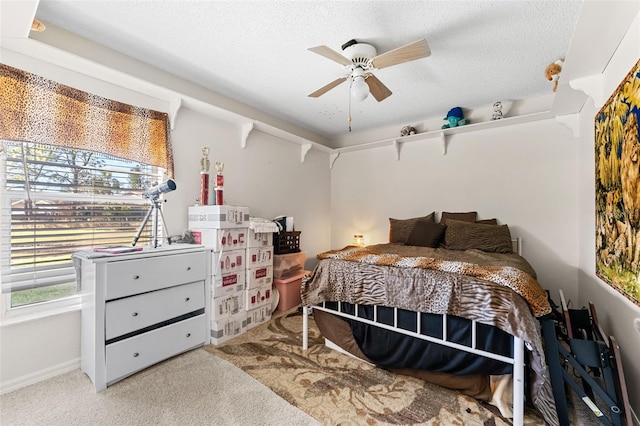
[324,301,514,375]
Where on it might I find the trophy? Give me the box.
[199,147,210,205]
[214,161,224,205]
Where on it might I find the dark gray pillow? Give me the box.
[476,218,498,225]
[389,212,435,243]
[444,219,513,253]
[440,211,478,225]
[406,220,446,247]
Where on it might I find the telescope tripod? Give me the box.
[132,196,171,248]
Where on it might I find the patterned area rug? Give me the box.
[205,312,545,425]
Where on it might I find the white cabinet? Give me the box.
[74,245,208,391]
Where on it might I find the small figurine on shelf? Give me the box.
[400,125,417,137]
[441,107,468,129]
[214,161,224,205]
[491,101,504,121]
[199,147,210,205]
[545,59,564,92]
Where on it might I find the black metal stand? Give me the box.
[541,291,631,426]
[131,196,170,248]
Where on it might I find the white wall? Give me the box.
[0,311,80,392]
[576,11,640,414]
[331,118,580,302]
[164,107,331,268]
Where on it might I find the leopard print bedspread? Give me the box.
[301,243,558,426]
[314,244,551,317]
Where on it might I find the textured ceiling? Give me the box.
[34,0,583,140]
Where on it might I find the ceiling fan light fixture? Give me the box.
[351,73,369,102]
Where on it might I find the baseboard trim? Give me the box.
[0,358,80,395]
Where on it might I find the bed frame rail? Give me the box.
[302,303,525,425]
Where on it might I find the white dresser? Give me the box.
[74,245,208,391]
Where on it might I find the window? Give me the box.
[0,140,165,310]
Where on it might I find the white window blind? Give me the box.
[0,140,165,308]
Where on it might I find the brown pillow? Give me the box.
[476,218,498,225]
[406,220,446,247]
[444,219,513,253]
[440,211,478,225]
[389,212,435,243]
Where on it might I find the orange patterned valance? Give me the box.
[0,63,174,177]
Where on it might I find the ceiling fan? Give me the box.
[308,38,431,102]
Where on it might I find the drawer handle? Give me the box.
[133,352,139,358]
[186,333,191,338]
[133,275,140,280]
[185,297,190,302]
[132,312,138,317]
[186,266,191,271]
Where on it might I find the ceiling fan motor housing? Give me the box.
[343,43,377,70]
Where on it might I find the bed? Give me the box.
[300,212,558,426]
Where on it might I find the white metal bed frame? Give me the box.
[301,238,527,425]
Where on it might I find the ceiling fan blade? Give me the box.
[308,77,348,98]
[308,45,352,66]
[371,39,431,70]
[366,75,392,102]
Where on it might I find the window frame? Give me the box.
[0,141,166,320]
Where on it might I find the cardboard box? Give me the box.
[244,284,273,311]
[273,252,306,279]
[213,249,245,275]
[192,228,247,251]
[188,205,249,229]
[246,305,271,330]
[212,270,245,298]
[211,291,245,321]
[210,311,247,345]
[246,265,273,289]
[274,270,309,312]
[245,246,274,269]
[246,229,273,248]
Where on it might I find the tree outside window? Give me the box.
[0,141,165,308]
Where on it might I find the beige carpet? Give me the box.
[0,347,319,426]
[206,312,547,426]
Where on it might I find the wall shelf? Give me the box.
[239,120,333,162]
[330,111,553,165]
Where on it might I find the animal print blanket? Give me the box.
[301,243,558,425]
[313,243,551,317]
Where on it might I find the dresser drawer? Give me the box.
[105,281,205,340]
[105,251,206,300]
[105,314,206,385]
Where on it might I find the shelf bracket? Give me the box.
[569,74,604,107]
[393,139,401,161]
[440,132,447,155]
[168,97,182,130]
[301,141,312,163]
[329,152,340,169]
[240,121,254,149]
[555,113,581,138]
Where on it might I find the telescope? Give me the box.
[133,179,177,248]
[143,179,176,199]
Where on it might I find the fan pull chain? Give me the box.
[348,78,352,132]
